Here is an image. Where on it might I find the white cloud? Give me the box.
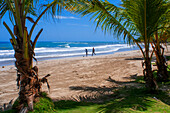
[55,16,79,19]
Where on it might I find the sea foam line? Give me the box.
[0,44,134,62]
[35,47,128,58]
[0,58,15,62]
[34,44,131,53]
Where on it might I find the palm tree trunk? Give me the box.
[155,47,169,81]
[145,57,155,90]
[143,0,156,91]
[154,32,169,81]
[144,48,156,91]
[14,27,42,111]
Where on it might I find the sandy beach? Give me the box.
[0,47,170,106]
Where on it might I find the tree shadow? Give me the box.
[125,56,158,61]
[61,78,169,112]
[69,86,117,94]
[125,57,144,60]
[123,73,138,80]
[54,100,96,111]
[106,76,136,85]
[3,84,169,113]
[53,85,170,112]
[97,87,170,113]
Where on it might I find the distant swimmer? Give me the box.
[92,47,96,56]
[85,49,88,57]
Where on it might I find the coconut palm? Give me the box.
[151,34,169,82]
[151,15,170,81]
[0,0,71,112]
[69,0,169,90]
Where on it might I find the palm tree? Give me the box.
[151,33,169,82]
[69,0,169,90]
[151,15,170,82]
[0,0,71,112]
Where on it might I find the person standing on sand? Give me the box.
[85,49,88,57]
[92,47,96,56]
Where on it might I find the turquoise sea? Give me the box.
[0,41,139,66]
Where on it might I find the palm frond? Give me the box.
[69,0,135,44]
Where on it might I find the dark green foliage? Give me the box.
[135,70,170,85]
[166,56,170,61]
[1,86,170,113]
[0,109,17,113]
[29,97,56,113]
[37,87,170,113]
[98,87,170,113]
[54,100,95,110]
[12,99,19,109]
[29,92,56,113]
[135,76,145,84]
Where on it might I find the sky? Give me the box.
[0,0,122,42]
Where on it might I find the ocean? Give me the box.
[0,41,139,66]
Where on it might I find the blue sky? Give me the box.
[0,0,122,42]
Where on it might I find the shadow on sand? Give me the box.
[125,57,144,60]
[3,76,169,113]
[53,77,170,113]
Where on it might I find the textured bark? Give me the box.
[153,31,169,81]
[144,58,156,90]
[13,26,50,112]
[155,47,169,81]
[3,1,52,112]
[143,47,156,91]
[15,53,50,112]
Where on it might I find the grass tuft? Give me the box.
[29,92,57,113]
[135,76,145,84]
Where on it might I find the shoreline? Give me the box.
[0,46,140,67]
[0,47,169,106]
[0,49,141,69]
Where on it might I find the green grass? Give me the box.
[31,87,170,113]
[135,76,145,84]
[30,94,57,113]
[1,86,169,113]
[168,65,170,71]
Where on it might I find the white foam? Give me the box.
[0,58,15,61]
[33,44,131,53]
[34,47,48,50]
[0,50,14,53]
[0,43,137,63]
[0,50,14,56]
[0,53,14,56]
[35,46,129,59]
